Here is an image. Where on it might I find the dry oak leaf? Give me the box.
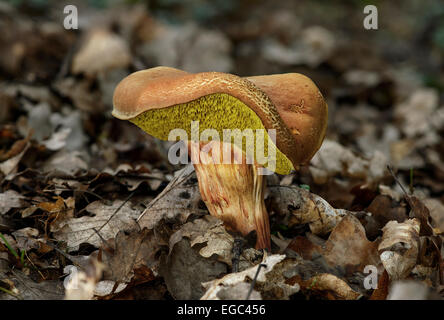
[268,185,349,235]
[64,258,105,300]
[38,196,67,213]
[0,270,64,300]
[369,270,390,300]
[387,280,431,300]
[309,139,387,185]
[0,141,30,178]
[51,200,140,251]
[169,215,259,268]
[201,254,287,300]
[378,219,420,281]
[298,273,361,300]
[161,238,228,300]
[71,28,131,76]
[423,198,444,234]
[0,190,26,215]
[323,215,381,274]
[138,164,202,230]
[288,214,381,276]
[101,228,159,284]
[407,196,434,236]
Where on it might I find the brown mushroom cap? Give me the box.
[247,73,328,164]
[112,66,327,170]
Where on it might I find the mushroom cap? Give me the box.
[112,66,327,171]
[247,73,328,163]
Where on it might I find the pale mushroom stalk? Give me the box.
[112,67,328,250]
[189,140,270,249]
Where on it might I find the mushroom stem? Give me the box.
[189,140,271,250]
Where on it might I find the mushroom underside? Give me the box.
[129,92,294,175]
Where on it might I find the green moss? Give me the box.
[130,93,293,174]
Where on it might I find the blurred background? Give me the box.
[1,0,444,301]
[1,0,444,218]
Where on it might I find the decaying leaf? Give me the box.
[101,228,159,284]
[38,196,69,214]
[0,190,26,215]
[288,214,381,277]
[369,270,390,300]
[0,141,30,177]
[42,150,89,176]
[64,258,105,300]
[323,215,381,274]
[309,139,388,185]
[387,280,431,300]
[103,164,166,192]
[201,254,300,300]
[365,195,407,237]
[216,282,261,300]
[378,219,420,280]
[11,227,41,251]
[140,22,233,74]
[94,281,127,297]
[423,198,444,234]
[72,28,131,76]
[160,238,227,300]
[51,199,140,251]
[138,165,202,230]
[394,88,440,138]
[169,215,260,269]
[268,185,350,235]
[295,273,361,300]
[407,196,434,236]
[0,270,64,300]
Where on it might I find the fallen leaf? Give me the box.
[11,227,41,251]
[138,165,202,230]
[51,199,140,251]
[0,190,26,215]
[323,215,381,275]
[201,254,287,300]
[0,270,64,300]
[268,185,349,235]
[38,196,66,214]
[160,238,227,300]
[288,215,381,277]
[72,28,131,76]
[0,142,30,177]
[169,215,260,269]
[42,150,89,176]
[378,219,420,280]
[369,270,389,300]
[64,258,104,300]
[101,228,160,284]
[423,198,444,234]
[387,280,430,300]
[309,140,388,185]
[216,282,261,300]
[295,273,361,300]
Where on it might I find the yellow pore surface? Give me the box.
[130,93,294,174]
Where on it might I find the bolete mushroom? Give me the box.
[112,66,327,250]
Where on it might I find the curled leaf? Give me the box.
[378,219,420,280]
[269,185,348,235]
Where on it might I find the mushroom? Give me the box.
[112,66,327,249]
